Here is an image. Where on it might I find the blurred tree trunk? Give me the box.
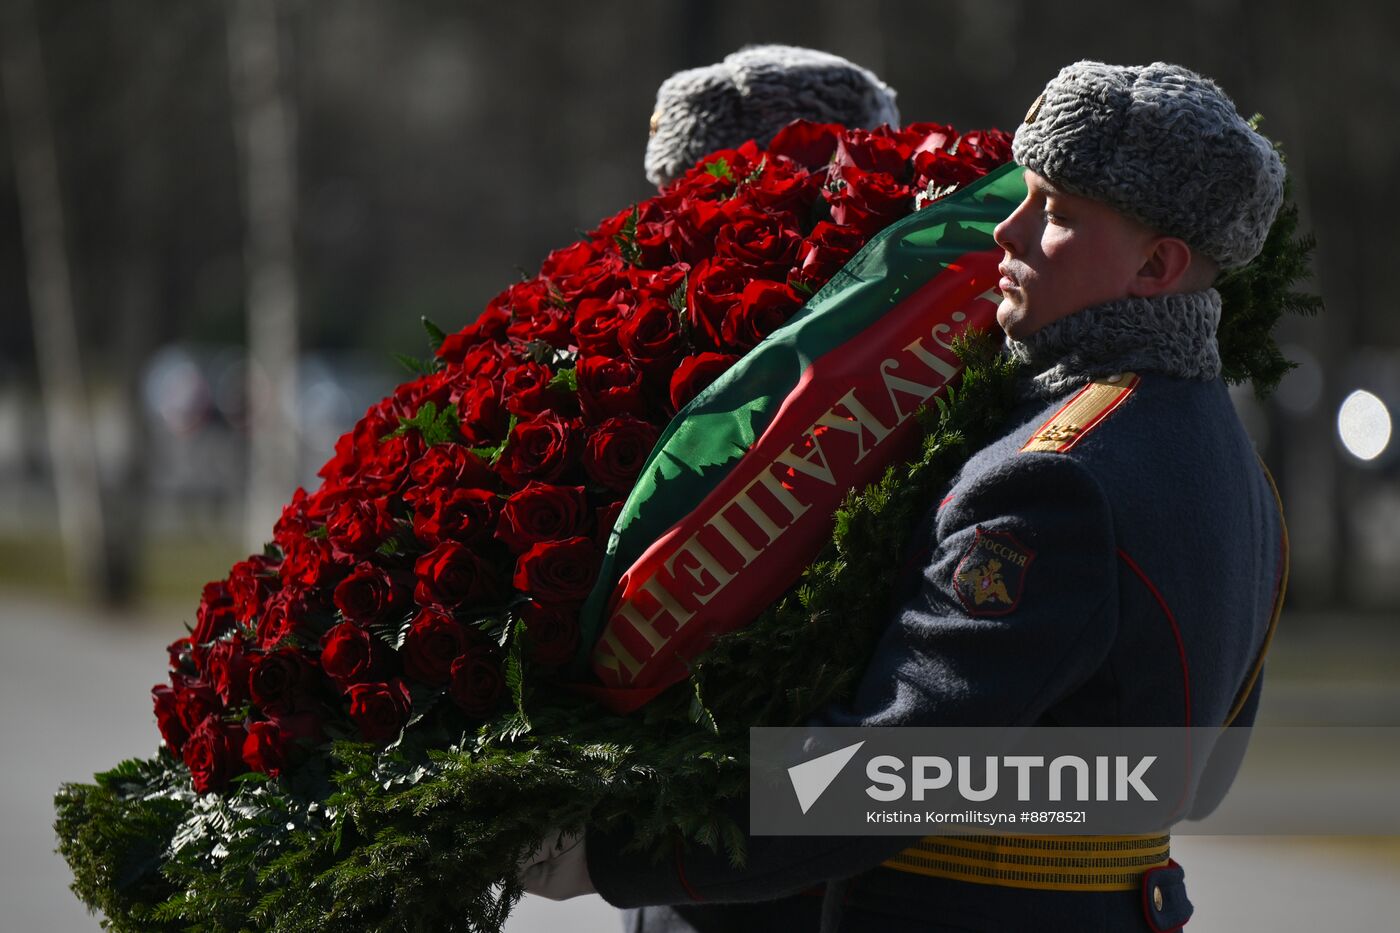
[1,0,113,603]
[227,0,301,552]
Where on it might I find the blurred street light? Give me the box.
[1337,389,1392,463]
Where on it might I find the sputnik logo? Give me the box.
[787,741,865,814]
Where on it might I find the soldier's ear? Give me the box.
[1129,236,1193,298]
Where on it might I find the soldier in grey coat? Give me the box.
[521,60,1288,933]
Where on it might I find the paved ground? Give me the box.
[5,592,1396,932]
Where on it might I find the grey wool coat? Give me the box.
[585,289,1286,933]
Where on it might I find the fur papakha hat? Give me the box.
[1012,61,1285,270]
[645,44,900,188]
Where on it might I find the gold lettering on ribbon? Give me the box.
[597,304,980,687]
[905,335,960,382]
[775,431,837,486]
[663,536,734,607]
[813,388,892,464]
[706,510,762,566]
[880,357,940,425]
[594,625,644,681]
[614,574,694,659]
[755,468,811,523]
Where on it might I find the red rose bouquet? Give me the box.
[55,115,1313,932]
[156,119,1015,797]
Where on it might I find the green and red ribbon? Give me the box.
[575,162,1027,712]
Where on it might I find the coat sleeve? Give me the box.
[586,452,1120,908]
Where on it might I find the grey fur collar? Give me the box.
[1004,288,1222,400]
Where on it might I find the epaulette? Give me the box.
[1020,372,1140,453]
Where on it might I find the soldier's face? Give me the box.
[992,170,1155,339]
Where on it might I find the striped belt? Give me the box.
[882,833,1170,892]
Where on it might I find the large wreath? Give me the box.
[55,117,1316,933]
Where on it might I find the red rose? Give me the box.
[714,208,804,278]
[506,290,575,348]
[405,444,495,499]
[900,122,955,154]
[229,555,279,624]
[413,540,502,608]
[255,587,318,648]
[955,128,1013,171]
[248,648,314,714]
[513,536,602,603]
[518,601,581,667]
[583,416,660,493]
[454,375,508,447]
[346,679,412,743]
[333,562,406,624]
[455,340,511,382]
[721,280,802,351]
[618,297,685,377]
[412,487,500,547]
[435,303,509,364]
[637,261,690,302]
[576,355,644,422]
[501,362,558,419]
[241,720,288,777]
[540,239,600,280]
[207,637,253,707]
[448,647,506,718]
[183,715,246,795]
[241,713,323,777]
[192,580,237,649]
[633,213,675,268]
[245,708,326,773]
[669,352,739,411]
[685,258,749,351]
[552,253,627,304]
[830,128,911,181]
[664,196,728,265]
[167,636,195,674]
[791,221,866,292]
[767,120,846,170]
[496,412,580,488]
[497,483,589,553]
[278,535,348,591]
[911,146,984,190]
[326,497,396,559]
[320,621,391,690]
[153,683,189,754]
[400,608,473,686]
[573,292,632,356]
[745,170,825,219]
[175,681,221,736]
[356,431,423,497]
[827,165,914,235]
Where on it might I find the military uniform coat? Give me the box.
[584,290,1287,932]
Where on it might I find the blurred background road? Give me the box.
[3,1,1399,930]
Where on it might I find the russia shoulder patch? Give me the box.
[952,528,1036,616]
[1021,373,1140,453]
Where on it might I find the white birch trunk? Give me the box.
[227,0,301,553]
[1,0,110,602]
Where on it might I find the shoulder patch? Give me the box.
[952,528,1036,616]
[1020,373,1140,454]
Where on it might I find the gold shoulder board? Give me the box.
[1020,373,1140,454]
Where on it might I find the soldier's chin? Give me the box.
[995,299,1026,339]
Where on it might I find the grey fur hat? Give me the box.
[645,44,900,188]
[1012,61,1285,270]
